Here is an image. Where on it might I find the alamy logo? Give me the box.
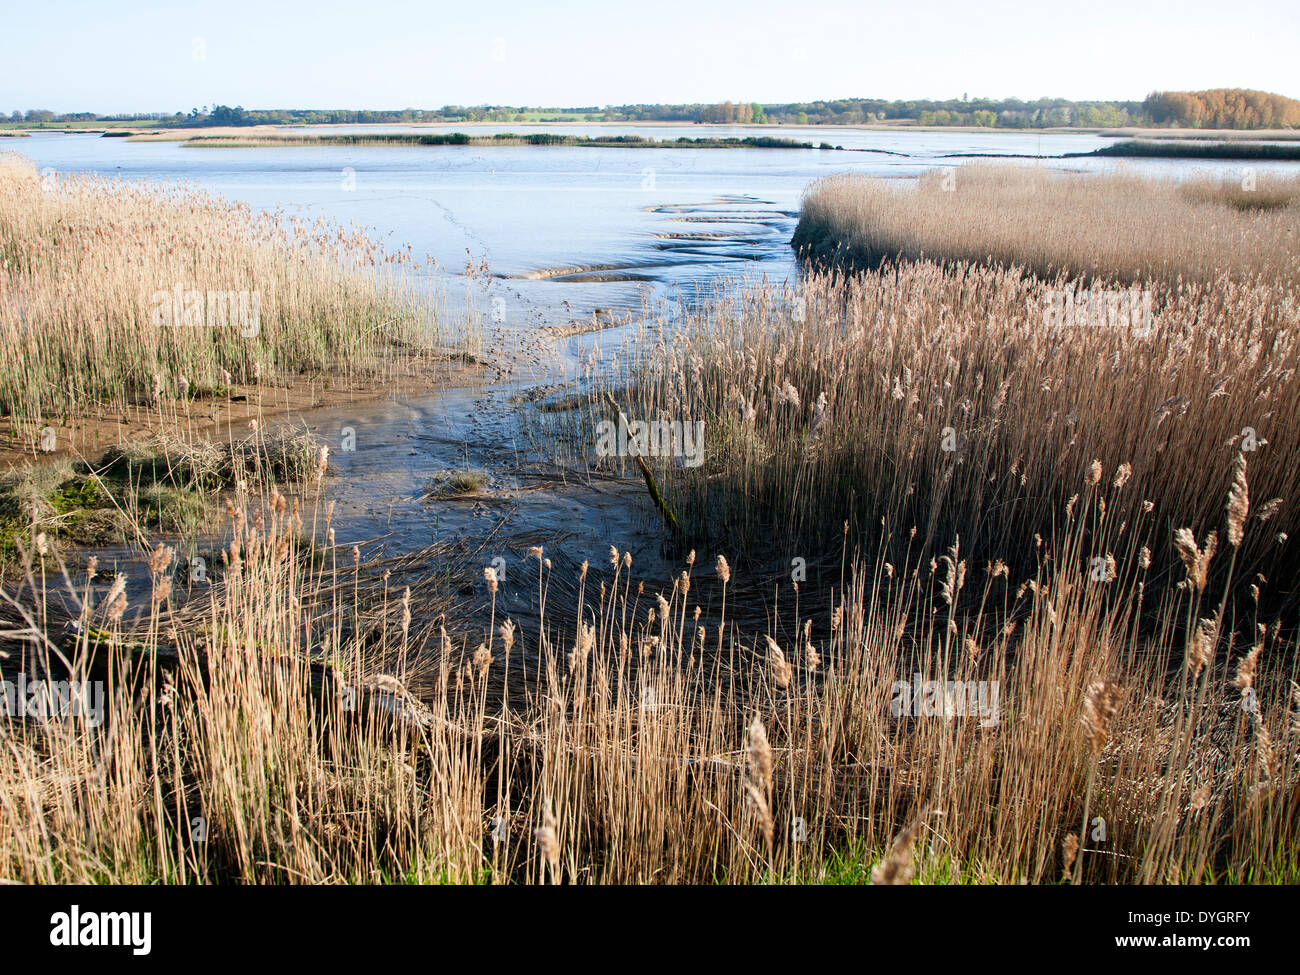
[1042,288,1152,335]
[595,415,704,468]
[1,675,104,727]
[151,283,260,337]
[49,906,151,955]
[890,673,1000,727]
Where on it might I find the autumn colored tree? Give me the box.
[1144,89,1300,129]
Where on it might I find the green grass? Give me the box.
[0,430,321,562]
[0,457,206,558]
[706,840,1005,885]
[0,119,165,131]
[422,468,488,497]
[501,111,595,122]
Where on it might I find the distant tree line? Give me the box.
[9,90,1298,130]
[1142,89,1300,129]
[726,97,1146,127]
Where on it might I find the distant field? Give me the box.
[509,111,601,121]
[0,118,165,131]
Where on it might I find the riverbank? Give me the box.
[1071,138,1300,159]
[0,154,479,442]
[0,355,483,471]
[13,123,1300,162]
[142,130,826,149]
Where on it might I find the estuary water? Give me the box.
[13,124,1286,327]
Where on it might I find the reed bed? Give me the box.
[1086,140,1300,161]
[606,265,1300,625]
[792,165,1300,285]
[0,153,464,441]
[1,464,1296,883]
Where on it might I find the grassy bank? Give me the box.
[791,166,1300,284]
[0,119,163,132]
[0,430,321,562]
[169,132,821,149]
[612,266,1299,613]
[1100,127,1300,142]
[0,153,469,450]
[1075,139,1300,160]
[504,170,1300,883]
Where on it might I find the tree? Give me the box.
[209,105,251,126]
[1143,89,1300,129]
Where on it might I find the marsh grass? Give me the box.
[792,165,1300,285]
[0,153,470,442]
[2,466,1297,884]
[1086,140,1300,161]
[601,265,1298,630]
[1180,172,1300,211]
[0,429,322,562]
[446,470,486,494]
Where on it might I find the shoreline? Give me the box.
[146,131,829,149]
[0,355,486,473]
[1064,138,1300,160]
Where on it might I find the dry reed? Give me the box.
[0,153,469,444]
[792,165,1300,285]
[2,470,1296,884]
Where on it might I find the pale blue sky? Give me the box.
[4,0,1296,113]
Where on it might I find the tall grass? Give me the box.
[3,466,1297,883]
[792,165,1300,285]
[610,266,1299,624]
[0,153,462,439]
[1086,140,1300,161]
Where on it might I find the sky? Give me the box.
[3,0,1297,113]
